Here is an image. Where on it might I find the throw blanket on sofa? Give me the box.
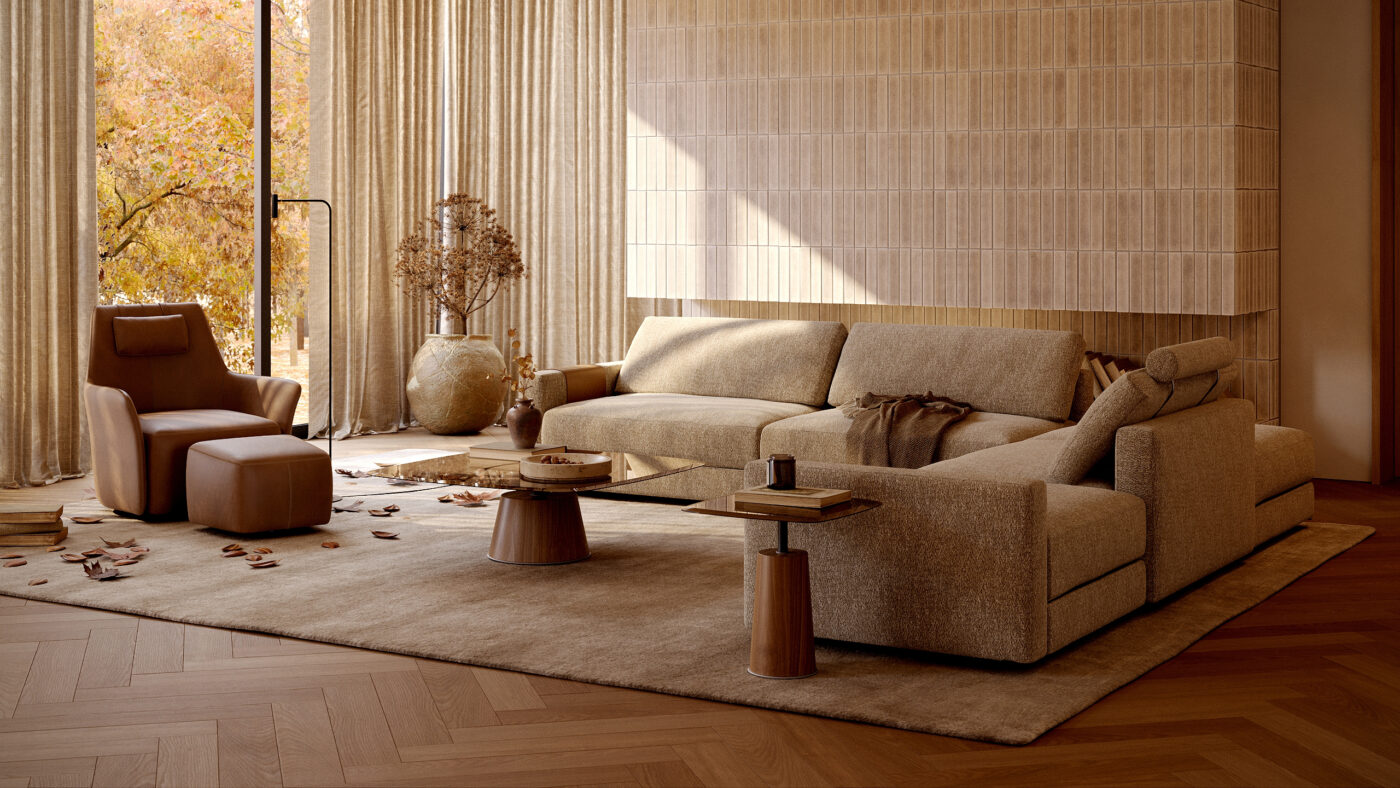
[842,392,973,468]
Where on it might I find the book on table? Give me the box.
[732,486,852,509]
[468,441,566,462]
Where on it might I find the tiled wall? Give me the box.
[626,0,1280,420]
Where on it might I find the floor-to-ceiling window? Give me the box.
[95,0,310,424]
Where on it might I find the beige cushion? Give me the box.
[1146,337,1235,383]
[1044,485,1146,599]
[1045,364,1238,485]
[826,323,1085,421]
[539,393,816,469]
[759,408,1063,464]
[186,435,332,533]
[1254,425,1315,503]
[616,317,847,407]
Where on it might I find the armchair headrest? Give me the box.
[113,315,189,357]
[1145,337,1235,383]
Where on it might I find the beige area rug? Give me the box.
[0,477,1373,745]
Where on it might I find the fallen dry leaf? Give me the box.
[248,559,280,569]
[223,550,247,558]
[321,541,340,549]
[101,538,136,548]
[69,516,105,524]
[129,546,150,554]
[437,494,455,503]
[81,549,105,557]
[82,560,120,580]
[46,546,66,553]
[3,559,26,568]
[101,552,137,561]
[332,499,364,513]
[59,554,87,562]
[245,554,263,562]
[370,530,399,539]
[27,578,47,586]
[452,490,503,507]
[221,543,241,552]
[0,553,23,560]
[368,509,391,517]
[335,468,368,478]
[114,559,138,566]
[383,504,401,513]
[253,547,273,554]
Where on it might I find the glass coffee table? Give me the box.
[372,452,702,565]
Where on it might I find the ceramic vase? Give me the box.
[406,334,506,434]
[506,398,543,448]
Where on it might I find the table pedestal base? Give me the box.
[749,547,816,679]
[487,490,591,565]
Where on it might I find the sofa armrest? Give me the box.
[229,373,301,433]
[84,383,147,515]
[742,460,1050,663]
[533,361,623,414]
[1114,398,1255,602]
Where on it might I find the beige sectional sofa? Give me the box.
[535,317,1316,663]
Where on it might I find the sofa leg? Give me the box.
[750,548,816,679]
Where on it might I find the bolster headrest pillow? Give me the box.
[113,314,190,357]
[1144,337,1234,383]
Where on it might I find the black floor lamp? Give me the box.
[271,194,334,465]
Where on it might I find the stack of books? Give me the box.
[0,505,67,546]
[733,486,852,511]
[469,441,566,462]
[1083,352,1143,398]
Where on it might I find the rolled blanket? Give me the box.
[842,392,973,469]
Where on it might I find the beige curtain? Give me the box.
[309,0,439,438]
[445,0,627,368]
[0,1,97,487]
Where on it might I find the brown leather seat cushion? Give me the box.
[141,410,281,515]
[186,434,332,533]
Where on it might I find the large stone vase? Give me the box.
[406,334,506,434]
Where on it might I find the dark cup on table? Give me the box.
[766,453,796,489]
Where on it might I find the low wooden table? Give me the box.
[684,495,880,679]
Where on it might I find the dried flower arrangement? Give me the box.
[505,328,536,398]
[394,193,525,330]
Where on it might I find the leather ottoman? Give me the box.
[186,434,332,533]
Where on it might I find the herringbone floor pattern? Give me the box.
[0,476,1396,787]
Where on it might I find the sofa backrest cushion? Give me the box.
[826,323,1086,420]
[615,316,848,406]
[1045,363,1240,485]
[88,303,236,414]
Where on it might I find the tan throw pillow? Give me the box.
[1044,370,1160,485]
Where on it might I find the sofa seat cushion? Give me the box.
[1044,485,1146,599]
[139,409,282,514]
[760,408,1064,464]
[1254,425,1314,504]
[921,434,1064,481]
[539,393,816,469]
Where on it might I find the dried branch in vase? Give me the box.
[504,327,537,397]
[394,194,526,328]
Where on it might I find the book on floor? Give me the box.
[0,520,65,536]
[468,441,566,462]
[0,526,68,546]
[0,504,62,525]
[732,486,852,509]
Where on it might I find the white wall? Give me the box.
[1280,0,1374,481]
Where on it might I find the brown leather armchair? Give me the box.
[84,303,302,516]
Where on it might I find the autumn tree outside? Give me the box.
[96,0,311,412]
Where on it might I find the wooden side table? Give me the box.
[683,495,880,679]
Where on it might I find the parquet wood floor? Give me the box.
[0,447,1396,785]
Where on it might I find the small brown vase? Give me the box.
[506,398,543,449]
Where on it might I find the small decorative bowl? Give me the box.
[518,453,613,483]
